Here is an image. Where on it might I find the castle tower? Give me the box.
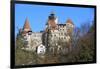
[23,17,31,32]
[47,12,58,30]
[49,11,58,24]
[66,19,74,35]
[66,19,74,25]
[22,17,32,35]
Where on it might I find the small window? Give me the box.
[24,38,27,40]
[61,37,63,40]
[25,41,28,45]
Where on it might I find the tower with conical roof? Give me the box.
[23,18,31,32]
[66,19,74,25]
[66,19,74,35]
[22,17,32,35]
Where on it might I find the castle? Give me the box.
[18,12,75,54]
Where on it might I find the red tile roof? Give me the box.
[66,19,74,25]
[23,18,31,31]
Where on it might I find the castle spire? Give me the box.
[66,18,74,25]
[23,17,31,32]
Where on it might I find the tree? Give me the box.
[71,22,95,62]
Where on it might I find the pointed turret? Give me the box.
[23,17,31,32]
[66,19,74,25]
[66,19,74,35]
[21,17,32,36]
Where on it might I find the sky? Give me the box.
[15,4,95,35]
